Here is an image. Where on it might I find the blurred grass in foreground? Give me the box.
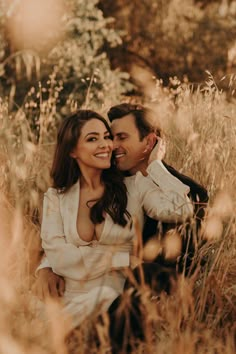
[0,73,236,353]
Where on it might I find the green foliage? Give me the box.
[47,0,131,110]
[0,0,132,113]
[100,0,236,85]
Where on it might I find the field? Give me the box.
[0,70,235,353]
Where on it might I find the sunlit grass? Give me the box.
[0,72,236,353]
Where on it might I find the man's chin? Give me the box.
[116,163,128,172]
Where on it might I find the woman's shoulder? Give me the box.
[44,187,61,202]
[45,180,80,198]
[45,186,58,195]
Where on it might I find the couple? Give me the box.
[37,104,207,335]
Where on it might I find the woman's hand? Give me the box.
[130,255,142,269]
[32,267,65,301]
[148,136,166,165]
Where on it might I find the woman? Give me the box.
[40,109,193,329]
[41,110,133,329]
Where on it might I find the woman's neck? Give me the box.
[79,167,103,190]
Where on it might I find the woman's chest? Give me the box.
[59,180,144,247]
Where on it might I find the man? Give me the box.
[34,103,208,299]
[107,103,208,352]
[109,104,208,270]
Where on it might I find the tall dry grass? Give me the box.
[0,73,236,353]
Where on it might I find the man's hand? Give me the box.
[148,136,166,165]
[32,267,65,301]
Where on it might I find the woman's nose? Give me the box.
[99,138,109,148]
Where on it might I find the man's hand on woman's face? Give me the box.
[148,136,166,165]
[32,267,65,301]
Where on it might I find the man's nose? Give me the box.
[112,138,119,150]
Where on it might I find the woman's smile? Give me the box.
[94,152,111,159]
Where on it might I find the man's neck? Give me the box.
[128,160,148,176]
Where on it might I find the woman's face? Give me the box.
[70,118,113,171]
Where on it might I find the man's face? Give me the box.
[111,114,149,175]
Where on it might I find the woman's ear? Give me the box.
[69,150,77,159]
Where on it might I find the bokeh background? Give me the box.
[0,1,235,353]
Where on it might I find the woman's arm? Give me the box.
[41,189,129,281]
[136,160,194,222]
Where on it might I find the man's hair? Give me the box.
[107,103,161,140]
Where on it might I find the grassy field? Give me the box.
[0,74,235,353]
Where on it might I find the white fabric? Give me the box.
[39,160,193,327]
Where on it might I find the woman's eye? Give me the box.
[105,135,112,140]
[88,137,97,142]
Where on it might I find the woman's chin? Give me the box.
[93,161,111,169]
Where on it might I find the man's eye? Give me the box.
[119,136,126,140]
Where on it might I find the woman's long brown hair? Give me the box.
[51,110,130,226]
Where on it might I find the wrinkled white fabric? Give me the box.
[39,160,193,327]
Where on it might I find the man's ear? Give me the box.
[146,133,157,151]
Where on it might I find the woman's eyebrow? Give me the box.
[85,132,99,137]
[85,130,110,138]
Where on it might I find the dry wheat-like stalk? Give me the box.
[0,71,236,353]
